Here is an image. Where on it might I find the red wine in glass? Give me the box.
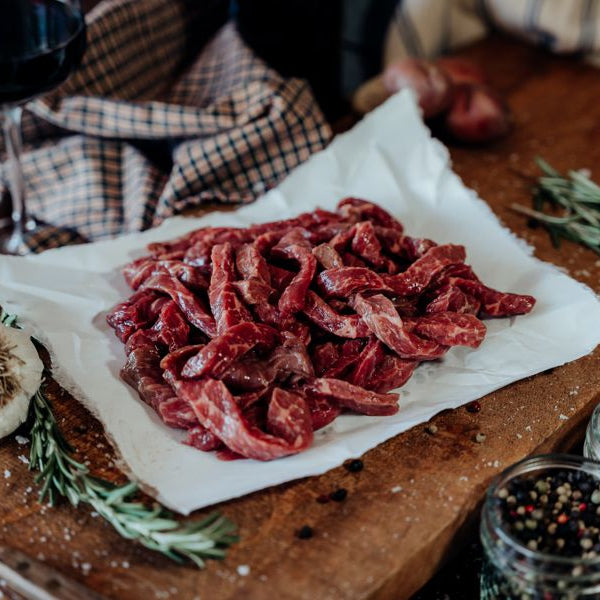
[0,0,86,253]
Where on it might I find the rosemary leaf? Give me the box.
[512,158,600,254]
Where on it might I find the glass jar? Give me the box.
[584,403,600,461]
[480,454,600,599]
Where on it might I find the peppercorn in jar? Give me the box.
[480,455,600,599]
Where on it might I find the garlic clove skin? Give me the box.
[0,327,44,439]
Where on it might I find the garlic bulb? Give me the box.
[0,327,43,439]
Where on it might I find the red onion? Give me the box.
[444,83,511,143]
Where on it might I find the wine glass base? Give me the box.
[0,220,38,255]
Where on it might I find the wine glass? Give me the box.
[0,0,86,254]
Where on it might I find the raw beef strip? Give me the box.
[392,297,420,317]
[351,221,385,268]
[303,378,399,416]
[304,394,341,430]
[124,330,156,356]
[352,294,448,360]
[121,339,194,429]
[209,243,252,334]
[451,279,536,317]
[329,225,356,252]
[425,285,481,315]
[181,322,280,379]
[106,289,162,343]
[223,334,313,392]
[337,198,404,232]
[269,265,296,291]
[236,243,272,284]
[311,342,341,377]
[123,257,209,290]
[342,252,368,268]
[141,273,217,338]
[178,379,313,461]
[184,424,224,451]
[323,339,364,379]
[383,244,466,296]
[369,355,418,393]
[149,301,190,351]
[160,344,204,383]
[317,267,391,298]
[407,312,486,348]
[375,227,437,261]
[158,397,198,429]
[266,388,314,447]
[349,338,386,388]
[233,279,273,305]
[312,244,343,269]
[184,228,253,267]
[233,242,274,306]
[303,291,370,338]
[271,230,318,315]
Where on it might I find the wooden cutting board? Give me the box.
[2,33,600,600]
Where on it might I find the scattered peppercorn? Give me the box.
[296,525,314,539]
[466,400,481,413]
[474,432,487,443]
[316,494,330,504]
[345,459,364,473]
[329,488,348,502]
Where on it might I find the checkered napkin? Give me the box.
[0,0,331,253]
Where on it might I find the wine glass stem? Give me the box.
[3,106,34,252]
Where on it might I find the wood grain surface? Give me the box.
[2,34,600,600]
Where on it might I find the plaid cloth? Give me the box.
[0,0,331,253]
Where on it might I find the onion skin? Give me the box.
[351,75,390,115]
[436,58,486,85]
[444,83,511,143]
[382,59,453,118]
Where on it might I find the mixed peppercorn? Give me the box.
[495,468,600,560]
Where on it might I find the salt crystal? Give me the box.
[516,433,523,439]
[81,563,91,575]
[15,436,29,445]
[525,425,532,432]
[17,455,29,464]
[237,565,250,576]
[559,414,569,420]
[3,470,10,479]
[391,486,402,493]
[122,561,130,569]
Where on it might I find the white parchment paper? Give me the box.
[1,91,600,514]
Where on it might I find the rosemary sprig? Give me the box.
[1,308,237,567]
[511,157,600,254]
